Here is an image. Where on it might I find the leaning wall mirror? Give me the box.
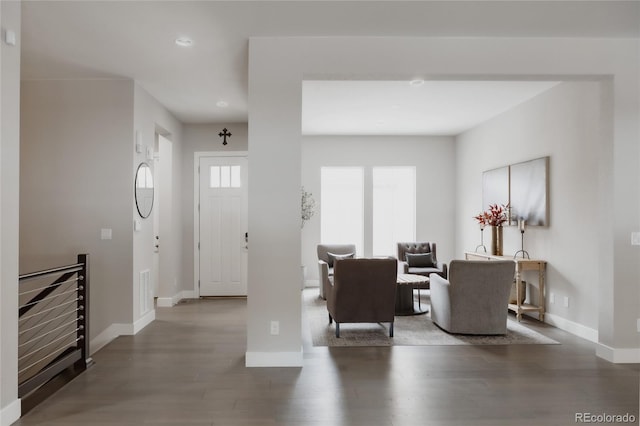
[135,162,154,218]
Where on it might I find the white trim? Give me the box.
[245,349,303,367]
[90,323,130,354]
[89,312,155,355]
[156,297,175,307]
[193,150,248,298]
[181,290,196,299]
[0,398,21,426]
[596,344,640,364]
[544,312,598,343]
[133,309,155,334]
[156,290,195,307]
[305,279,319,288]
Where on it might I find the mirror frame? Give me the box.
[135,162,154,219]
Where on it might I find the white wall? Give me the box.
[301,135,456,284]
[0,1,22,424]
[456,81,602,336]
[248,36,639,365]
[20,79,135,347]
[133,85,183,315]
[181,123,248,295]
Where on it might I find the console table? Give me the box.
[464,251,547,321]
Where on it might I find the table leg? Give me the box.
[395,285,428,316]
[515,265,523,322]
[538,264,546,321]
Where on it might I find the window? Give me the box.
[320,167,364,255]
[210,165,241,188]
[320,166,416,257]
[372,167,416,256]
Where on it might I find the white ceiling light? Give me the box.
[175,37,193,47]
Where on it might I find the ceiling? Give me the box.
[20,1,640,135]
[302,80,560,135]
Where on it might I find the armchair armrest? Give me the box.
[318,260,330,300]
[437,261,448,279]
[429,273,452,327]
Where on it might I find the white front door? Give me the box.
[198,156,248,296]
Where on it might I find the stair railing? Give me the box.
[17,254,91,398]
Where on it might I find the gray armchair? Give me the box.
[397,242,447,308]
[430,260,515,335]
[317,244,356,300]
[326,258,397,338]
[397,242,447,280]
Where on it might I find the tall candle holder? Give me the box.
[514,218,530,259]
[475,223,487,253]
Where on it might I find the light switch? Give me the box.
[631,232,640,246]
[134,219,142,232]
[100,228,112,240]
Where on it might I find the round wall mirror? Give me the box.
[135,162,154,218]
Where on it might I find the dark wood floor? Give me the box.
[14,290,639,426]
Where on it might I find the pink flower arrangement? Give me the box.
[474,203,509,227]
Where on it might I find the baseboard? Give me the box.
[157,290,195,307]
[181,290,195,299]
[0,398,21,426]
[156,296,174,307]
[305,279,319,288]
[154,288,206,310]
[544,312,598,343]
[90,323,130,354]
[245,349,303,367]
[596,344,640,364]
[89,311,155,355]
[133,310,155,334]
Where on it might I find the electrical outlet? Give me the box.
[563,296,569,308]
[100,228,112,240]
[550,293,555,304]
[270,320,279,335]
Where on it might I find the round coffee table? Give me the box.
[395,274,429,315]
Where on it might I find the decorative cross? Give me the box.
[218,128,232,146]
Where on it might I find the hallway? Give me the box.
[14,295,639,425]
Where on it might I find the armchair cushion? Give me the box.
[405,252,437,268]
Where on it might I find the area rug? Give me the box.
[303,289,559,347]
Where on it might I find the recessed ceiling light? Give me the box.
[175,37,193,47]
[216,100,229,108]
[409,79,425,87]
